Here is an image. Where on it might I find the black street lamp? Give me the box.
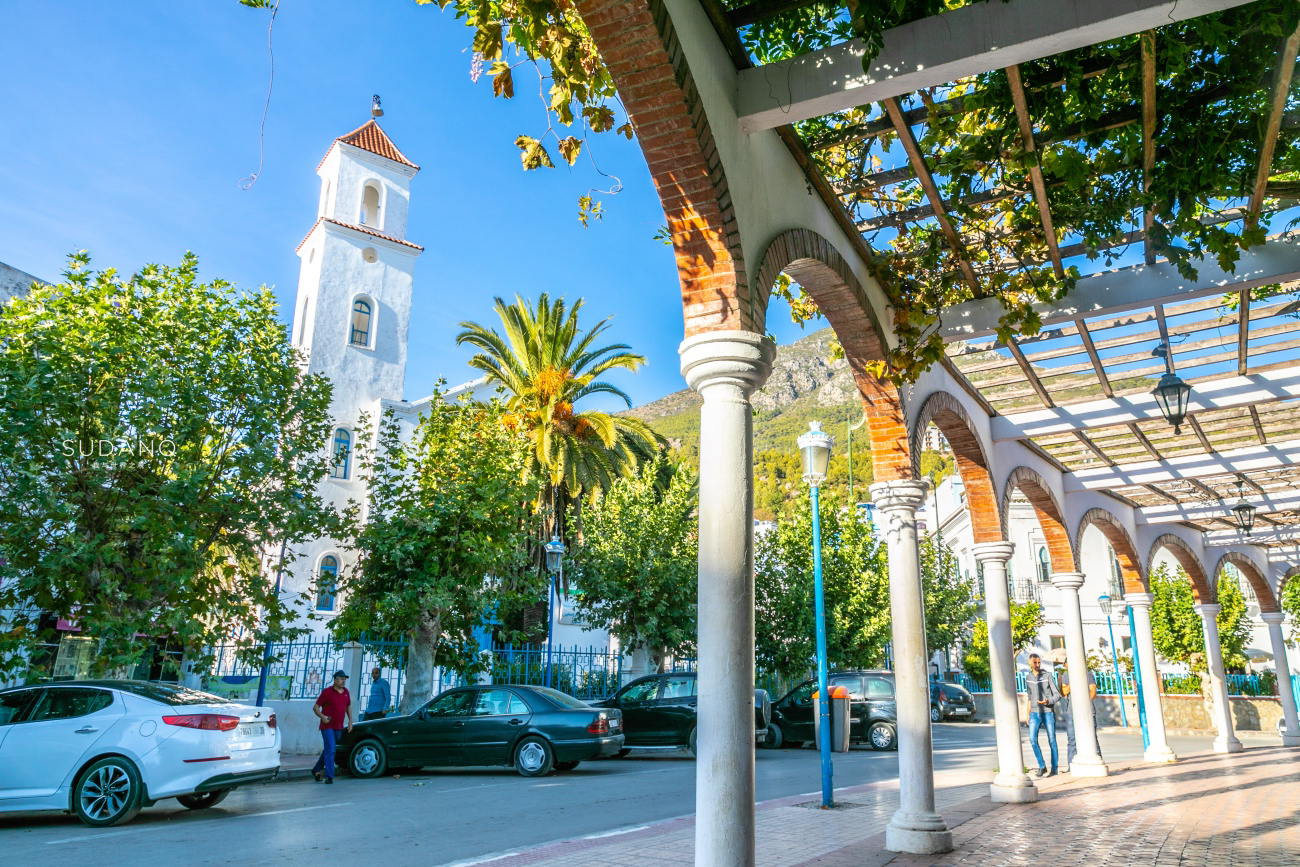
[1150,343,1192,434]
[543,535,565,687]
[1230,481,1257,536]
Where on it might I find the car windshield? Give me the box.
[527,687,592,709]
[110,682,233,706]
[941,684,971,698]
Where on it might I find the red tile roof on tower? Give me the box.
[318,120,419,171]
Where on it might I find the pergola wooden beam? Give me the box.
[1237,287,1251,375]
[1063,437,1300,491]
[736,0,1254,132]
[1141,30,1158,266]
[883,96,983,295]
[1249,405,1269,445]
[1247,23,1300,227]
[1006,64,1064,278]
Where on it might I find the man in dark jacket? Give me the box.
[1024,653,1061,777]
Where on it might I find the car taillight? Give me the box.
[267,712,277,730]
[587,717,610,734]
[163,714,240,732]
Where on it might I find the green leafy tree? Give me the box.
[570,455,698,664]
[0,253,339,677]
[921,537,977,660]
[1150,562,1251,676]
[1283,577,1300,644]
[962,601,1045,683]
[755,493,891,679]
[331,398,534,713]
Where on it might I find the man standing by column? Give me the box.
[364,667,391,721]
[1055,654,1100,771]
[312,670,353,783]
[1025,653,1060,777]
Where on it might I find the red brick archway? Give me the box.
[1214,552,1279,613]
[910,392,1000,543]
[1076,508,1147,594]
[1001,467,1073,575]
[754,228,910,483]
[1148,534,1216,603]
[577,0,753,335]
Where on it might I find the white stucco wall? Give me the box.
[0,261,43,304]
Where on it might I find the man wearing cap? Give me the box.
[311,670,353,783]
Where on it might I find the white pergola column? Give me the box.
[1261,611,1300,747]
[1194,603,1244,754]
[1126,594,1177,763]
[680,331,774,867]
[971,542,1037,802]
[870,480,953,855]
[1050,572,1108,776]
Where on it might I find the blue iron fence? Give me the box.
[205,637,349,700]
[954,669,1283,697]
[488,644,622,701]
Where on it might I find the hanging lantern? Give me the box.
[544,535,565,573]
[1150,372,1192,434]
[1230,481,1257,536]
[797,421,835,488]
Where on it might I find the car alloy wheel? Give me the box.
[868,722,896,751]
[930,705,942,723]
[73,757,143,827]
[515,736,554,777]
[760,722,784,749]
[350,740,388,778]
[688,726,698,758]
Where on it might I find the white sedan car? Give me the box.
[0,680,280,826]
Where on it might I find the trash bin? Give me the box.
[813,685,851,753]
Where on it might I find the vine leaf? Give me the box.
[516,136,555,170]
[472,21,503,60]
[584,105,616,133]
[558,136,582,165]
[616,122,634,140]
[491,62,514,99]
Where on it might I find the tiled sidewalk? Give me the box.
[452,747,1300,867]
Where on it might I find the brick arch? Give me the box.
[1147,534,1216,603]
[576,0,753,335]
[910,391,1000,543]
[1214,552,1280,614]
[1075,508,1147,594]
[754,228,911,483]
[1282,565,1300,597]
[1001,467,1074,574]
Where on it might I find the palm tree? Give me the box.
[456,293,660,513]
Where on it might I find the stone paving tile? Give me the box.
[462,747,1300,867]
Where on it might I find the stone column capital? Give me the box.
[972,541,1015,563]
[679,330,775,397]
[1261,611,1286,626]
[1049,572,1086,591]
[1193,603,1222,618]
[1126,593,1153,609]
[869,480,929,513]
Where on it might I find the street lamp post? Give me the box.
[543,535,565,689]
[798,421,835,808]
[1097,594,1127,727]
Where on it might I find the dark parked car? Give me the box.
[594,672,770,755]
[335,684,622,778]
[930,681,977,722]
[764,671,898,751]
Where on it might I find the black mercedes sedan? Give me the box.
[335,684,623,778]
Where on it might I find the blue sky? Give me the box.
[0,1,807,409]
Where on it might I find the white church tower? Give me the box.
[286,112,423,633]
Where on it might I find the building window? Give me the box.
[331,428,352,480]
[320,180,331,217]
[297,296,310,345]
[1037,546,1051,583]
[1121,636,1132,653]
[1049,635,1065,651]
[316,556,338,611]
[350,298,372,347]
[360,181,381,227]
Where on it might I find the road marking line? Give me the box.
[44,801,353,845]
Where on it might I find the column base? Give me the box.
[885,821,954,855]
[1068,756,1109,777]
[1281,734,1300,748]
[990,774,1038,803]
[1144,745,1178,763]
[1213,736,1244,754]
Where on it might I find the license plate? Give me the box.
[610,719,621,729]
[953,709,970,715]
[238,724,265,737]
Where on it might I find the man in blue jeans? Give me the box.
[1024,653,1061,777]
[312,670,353,783]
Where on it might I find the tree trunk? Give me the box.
[401,611,441,715]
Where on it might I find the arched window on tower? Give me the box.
[331,428,352,480]
[350,297,373,347]
[297,296,310,345]
[316,555,339,611]
[1037,546,1050,584]
[320,180,332,217]
[360,181,382,227]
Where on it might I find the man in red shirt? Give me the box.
[311,670,353,783]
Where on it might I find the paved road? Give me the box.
[0,724,1268,866]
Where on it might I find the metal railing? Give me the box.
[488,643,622,701]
